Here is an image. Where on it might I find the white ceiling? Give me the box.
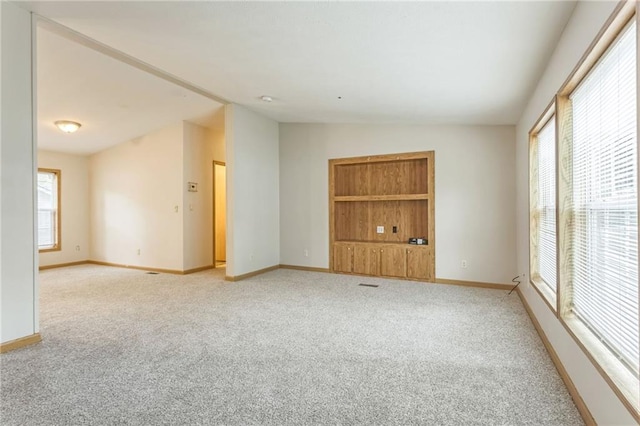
[28,1,576,133]
[37,27,224,155]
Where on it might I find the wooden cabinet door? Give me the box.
[379,246,406,278]
[354,244,379,275]
[333,243,354,273]
[407,247,432,280]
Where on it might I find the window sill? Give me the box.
[561,315,639,421]
[530,277,557,313]
[39,246,60,253]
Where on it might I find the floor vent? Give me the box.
[358,283,379,288]
[146,272,160,275]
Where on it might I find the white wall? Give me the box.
[225,104,280,277]
[515,2,636,424]
[89,123,184,271]
[279,124,516,284]
[38,150,90,267]
[182,121,224,270]
[209,126,225,163]
[0,2,38,343]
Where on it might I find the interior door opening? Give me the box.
[213,161,226,267]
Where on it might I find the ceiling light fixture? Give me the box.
[260,95,273,103]
[55,120,82,133]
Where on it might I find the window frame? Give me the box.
[529,100,558,312]
[554,0,638,419]
[37,168,61,252]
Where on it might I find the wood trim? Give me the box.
[225,265,279,282]
[312,268,506,289]
[556,94,573,319]
[434,278,512,291]
[86,260,183,275]
[428,153,435,277]
[279,264,331,273]
[516,289,595,426]
[329,160,335,272]
[40,260,215,275]
[329,151,432,165]
[183,265,215,274]
[528,97,557,136]
[335,194,430,202]
[37,168,62,253]
[558,316,640,421]
[528,98,557,313]
[558,0,636,97]
[0,333,42,354]
[39,260,89,270]
[212,161,226,266]
[529,278,557,314]
[529,131,540,291]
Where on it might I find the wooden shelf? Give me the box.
[335,240,430,247]
[329,151,435,280]
[334,194,429,202]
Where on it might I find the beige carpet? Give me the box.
[0,265,582,425]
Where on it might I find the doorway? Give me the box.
[213,161,226,267]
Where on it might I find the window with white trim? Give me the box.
[37,169,60,251]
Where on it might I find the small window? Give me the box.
[37,169,60,251]
[529,105,557,308]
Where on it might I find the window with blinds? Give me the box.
[537,116,557,292]
[37,170,60,251]
[569,19,638,375]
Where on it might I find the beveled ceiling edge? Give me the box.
[33,14,230,106]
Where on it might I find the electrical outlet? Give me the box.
[461,260,468,269]
[304,249,309,257]
[75,245,80,251]
[376,226,384,234]
[137,249,141,255]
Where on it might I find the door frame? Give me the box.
[213,161,226,266]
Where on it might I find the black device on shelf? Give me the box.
[408,237,428,245]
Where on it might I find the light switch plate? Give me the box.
[376,226,384,234]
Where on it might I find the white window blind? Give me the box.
[37,171,58,249]
[570,20,638,374]
[537,115,557,292]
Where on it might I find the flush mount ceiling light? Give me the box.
[260,95,273,103]
[54,120,81,133]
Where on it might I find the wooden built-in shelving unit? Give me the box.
[329,151,435,281]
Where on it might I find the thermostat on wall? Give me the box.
[188,182,198,192]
